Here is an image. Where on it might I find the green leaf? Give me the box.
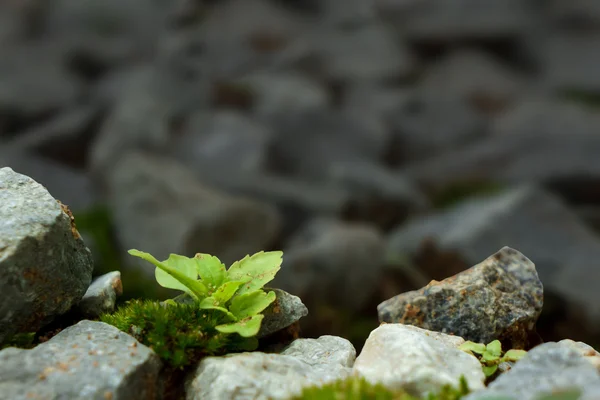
[503,349,527,361]
[227,251,283,296]
[215,314,265,337]
[128,249,208,298]
[198,297,237,321]
[486,340,502,357]
[481,350,501,363]
[211,280,246,305]
[482,365,498,377]
[154,253,198,293]
[193,253,227,291]
[230,290,277,320]
[459,341,487,355]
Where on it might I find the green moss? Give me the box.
[100,299,258,369]
[1,332,37,350]
[293,375,471,400]
[560,89,600,109]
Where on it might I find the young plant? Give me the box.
[459,340,527,377]
[128,249,282,337]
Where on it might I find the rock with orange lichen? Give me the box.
[377,247,543,350]
[0,167,94,344]
[0,320,161,400]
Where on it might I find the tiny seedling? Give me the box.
[459,340,527,377]
[128,249,282,338]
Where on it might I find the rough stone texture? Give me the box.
[465,342,600,400]
[0,167,93,343]
[0,320,162,400]
[107,151,281,269]
[354,324,485,397]
[76,271,123,318]
[385,185,600,327]
[378,247,543,349]
[185,335,355,400]
[558,339,600,372]
[258,287,309,338]
[273,218,387,312]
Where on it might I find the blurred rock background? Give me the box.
[1,0,599,351]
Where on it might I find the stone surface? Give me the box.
[378,247,543,349]
[185,335,355,399]
[273,218,386,312]
[107,151,281,269]
[258,287,309,338]
[170,110,273,175]
[0,167,93,343]
[76,271,123,318]
[388,92,488,163]
[385,185,600,327]
[465,342,600,400]
[404,98,600,192]
[354,323,485,397]
[418,49,525,112]
[0,320,162,400]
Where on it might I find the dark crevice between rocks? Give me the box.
[0,108,58,141]
[341,197,412,233]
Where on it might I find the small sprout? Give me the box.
[459,340,527,378]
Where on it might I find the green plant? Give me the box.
[293,375,471,400]
[100,299,257,369]
[459,340,527,377]
[128,249,282,338]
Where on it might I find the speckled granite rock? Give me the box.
[353,323,485,398]
[378,247,543,349]
[0,320,162,400]
[465,342,600,400]
[0,167,94,343]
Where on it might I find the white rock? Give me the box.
[353,323,485,397]
[186,336,355,400]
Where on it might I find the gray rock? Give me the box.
[76,271,123,318]
[465,342,600,400]
[385,185,600,327]
[273,218,386,312]
[0,43,82,123]
[0,150,99,213]
[539,33,600,94]
[546,0,600,28]
[258,288,308,338]
[313,22,415,82]
[404,98,600,192]
[354,324,485,397]
[44,0,170,68]
[389,92,488,163]
[89,64,210,176]
[185,335,355,399]
[268,109,389,178]
[392,0,535,44]
[238,71,329,119]
[320,0,379,27]
[0,167,93,343]
[326,160,429,229]
[0,320,162,400]
[170,110,273,175]
[107,151,281,270]
[378,247,543,349]
[418,49,525,113]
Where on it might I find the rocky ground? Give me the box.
[1,0,600,365]
[1,166,599,399]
